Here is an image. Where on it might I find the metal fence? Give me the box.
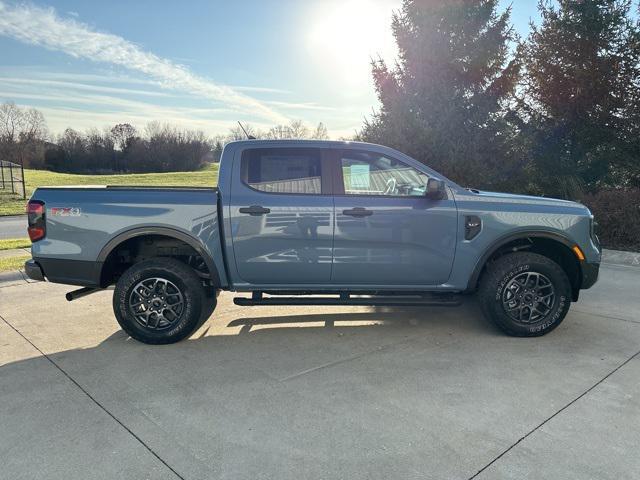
[0,160,26,199]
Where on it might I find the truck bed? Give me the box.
[29,186,225,286]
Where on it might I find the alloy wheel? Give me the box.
[129,277,185,330]
[502,271,556,324]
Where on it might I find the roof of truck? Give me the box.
[226,139,382,148]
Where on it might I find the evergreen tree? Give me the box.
[360,0,521,189]
[521,0,640,197]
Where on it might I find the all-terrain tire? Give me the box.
[478,252,572,337]
[113,258,211,344]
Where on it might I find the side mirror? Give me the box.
[426,178,446,200]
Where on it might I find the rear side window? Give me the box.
[241,148,322,195]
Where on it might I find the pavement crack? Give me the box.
[0,314,185,480]
[279,333,458,382]
[278,348,382,382]
[468,348,640,480]
[571,308,640,325]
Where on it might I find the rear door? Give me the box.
[229,147,334,285]
[331,149,457,286]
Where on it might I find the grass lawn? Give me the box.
[0,163,219,216]
[0,238,31,250]
[0,254,30,273]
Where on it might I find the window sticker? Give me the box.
[349,164,370,191]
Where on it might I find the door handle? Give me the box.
[239,205,271,216]
[342,207,373,217]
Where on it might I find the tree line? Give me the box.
[359,0,640,202]
[0,102,330,173]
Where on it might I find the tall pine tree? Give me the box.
[360,0,521,189]
[521,0,640,198]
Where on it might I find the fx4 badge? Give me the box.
[51,207,81,217]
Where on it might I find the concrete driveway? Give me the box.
[1,263,638,480]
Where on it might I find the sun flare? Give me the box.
[308,0,397,87]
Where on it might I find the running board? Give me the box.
[233,293,462,307]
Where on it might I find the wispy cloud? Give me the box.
[267,100,337,111]
[0,1,288,123]
[0,76,174,97]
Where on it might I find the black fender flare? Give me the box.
[466,230,580,292]
[97,226,221,287]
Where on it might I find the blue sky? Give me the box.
[0,1,540,138]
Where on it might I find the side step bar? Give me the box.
[233,293,462,307]
[66,287,102,302]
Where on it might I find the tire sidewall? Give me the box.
[488,257,571,336]
[113,261,203,344]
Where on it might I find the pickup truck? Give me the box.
[25,140,601,344]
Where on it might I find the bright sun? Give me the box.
[308,0,397,87]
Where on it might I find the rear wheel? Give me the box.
[478,252,572,336]
[113,258,213,344]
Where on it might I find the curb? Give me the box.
[0,269,31,288]
[0,248,31,258]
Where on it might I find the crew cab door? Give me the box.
[331,149,457,286]
[229,147,334,285]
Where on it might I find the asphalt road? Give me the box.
[1,263,639,479]
[0,214,27,239]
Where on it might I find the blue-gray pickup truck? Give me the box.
[25,140,601,344]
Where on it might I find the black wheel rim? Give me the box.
[502,271,556,324]
[129,277,185,331]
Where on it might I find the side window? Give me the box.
[340,151,429,196]
[242,148,322,195]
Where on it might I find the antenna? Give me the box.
[237,121,256,140]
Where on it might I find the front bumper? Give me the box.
[24,259,45,282]
[581,261,600,289]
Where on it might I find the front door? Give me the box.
[229,147,334,285]
[331,149,458,286]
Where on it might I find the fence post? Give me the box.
[20,160,26,199]
[9,161,14,194]
[0,161,4,189]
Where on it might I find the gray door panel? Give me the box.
[331,149,457,285]
[229,147,334,284]
[332,196,457,285]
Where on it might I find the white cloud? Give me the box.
[0,1,288,123]
[0,76,174,97]
[267,100,337,111]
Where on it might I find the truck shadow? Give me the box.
[2,297,499,391]
[221,300,493,336]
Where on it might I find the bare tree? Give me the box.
[311,122,329,140]
[287,120,309,139]
[0,101,48,168]
[265,120,327,140]
[110,123,137,151]
[265,124,292,140]
[227,123,261,142]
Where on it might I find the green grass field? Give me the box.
[0,163,219,216]
[0,254,30,273]
[0,238,31,250]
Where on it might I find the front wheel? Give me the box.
[478,252,572,337]
[113,258,213,344]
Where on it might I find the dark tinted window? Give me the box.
[242,148,322,194]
